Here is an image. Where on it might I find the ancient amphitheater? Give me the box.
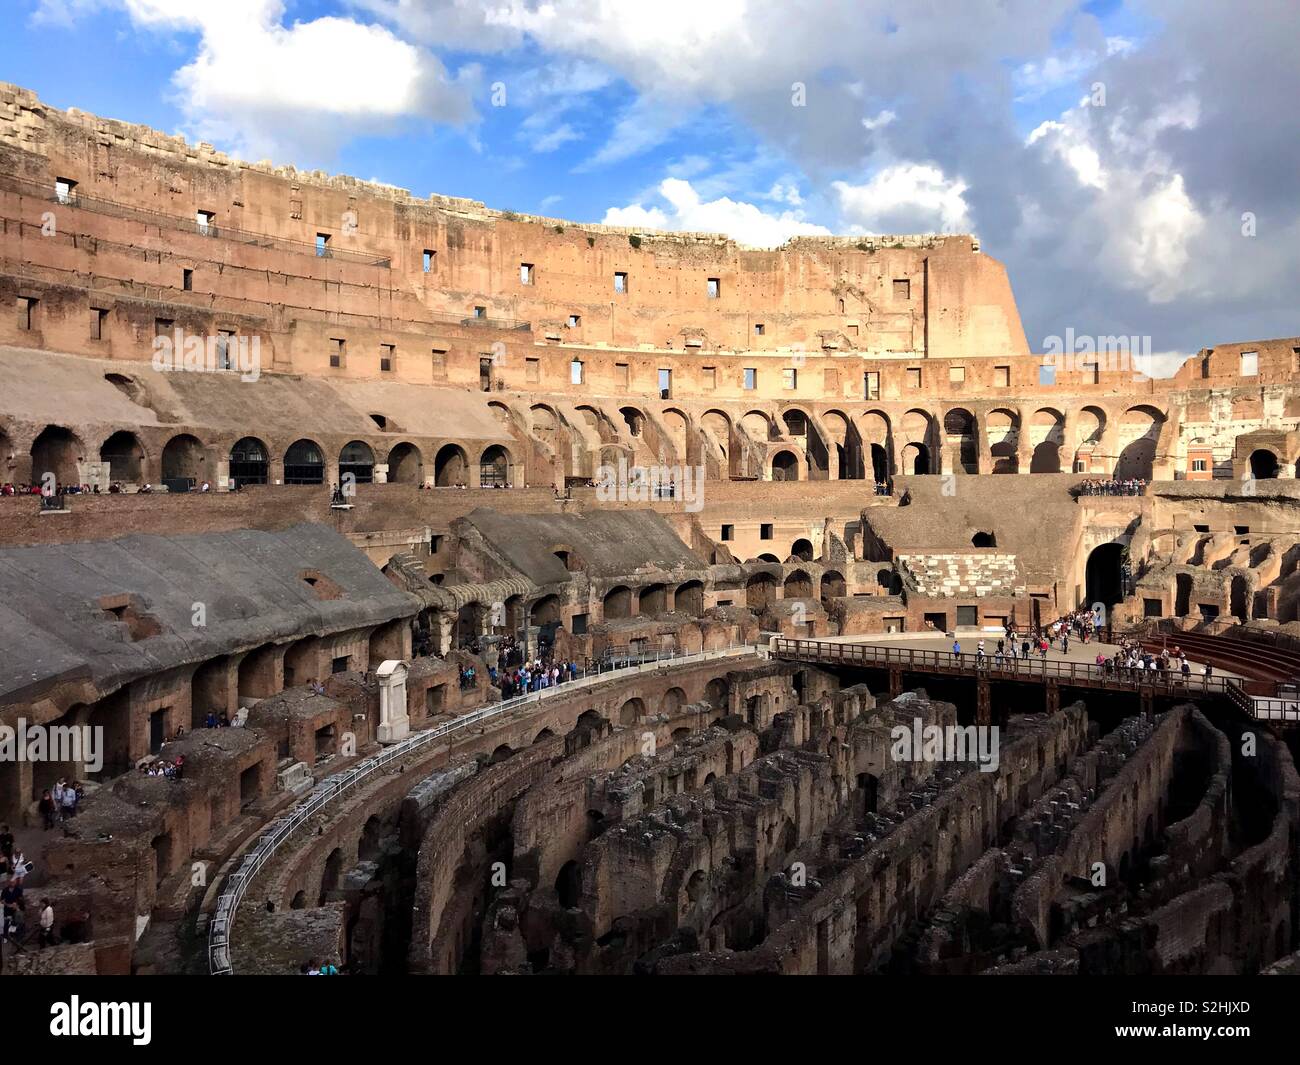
[0,82,1297,978]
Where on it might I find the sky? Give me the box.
[4,0,1298,374]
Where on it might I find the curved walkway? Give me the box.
[207,643,760,974]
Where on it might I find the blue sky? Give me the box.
[4,1,1297,367]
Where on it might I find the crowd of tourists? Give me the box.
[946,612,1205,685]
[0,825,68,953]
[37,780,82,829]
[1,480,215,496]
[1077,477,1148,496]
[873,480,893,496]
[138,755,186,780]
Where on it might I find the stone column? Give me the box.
[376,660,411,744]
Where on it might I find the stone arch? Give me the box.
[1115,406,1165,479]
[619,406,645,437]
[1029,408,1065,472]
[902,442,930,475]
[661,407,690,463]
[820,570,846,598]
[674,580,704,615]
[618,698,644,726]
[229,436,269,486]
[283,438,324,485]
[603,585,632,619]
[386,441,423,484]
[639,583,668,616]
[530,595,561,626]
[662,687,687,716]
[480,444,511,487]
[338,440,375,484]
[784,569,813,597]
[943,407,978,473]
[99,430,146,482]
[1249,448,1280,479]
[30,425,85,486]
[433,443,469,487]
[740,410,773,441]
[161,433,208,485]
[986,408,1020,473]
[771,449,801,481]
[790,539,814,563]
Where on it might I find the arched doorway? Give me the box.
[1230,575,1249,620]
[433,443,468,487]
[386,442,423,484]
[229,437,269,486]
[284,439,324,485]
[99,431,145,482]
[1249,449,1279,479]
[902,442,930,475]
[943,409,977,473]
[480,444,510,487]
[790,539,814,562]
[161,433,206,487]
[338,440,375,484]
[1086,543,1126,608]
[30,425,83,486]
[771,450,800,481]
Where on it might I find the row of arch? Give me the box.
[10,424,511,488]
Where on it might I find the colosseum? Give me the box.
[0,82,1296,979]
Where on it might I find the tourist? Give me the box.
[952,639,961,659]
[39,790,57,830]
[38,898,55,947]
[60,783,77,820]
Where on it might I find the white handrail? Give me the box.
[207,643,759,974]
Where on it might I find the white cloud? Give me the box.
[42,0,476,161]
[602,177,831,247]
[833,164,972,234]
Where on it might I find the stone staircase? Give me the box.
[896,553,1025,598]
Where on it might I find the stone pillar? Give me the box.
[376,660,410,744]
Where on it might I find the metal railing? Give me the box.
[207,643,759,974]
[771,638,1234,697]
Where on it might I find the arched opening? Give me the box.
[1115,407,1164,479]
[433,443,469,487]
[1086,543,1126,608]
[705,678,729,710]
[662,688,686,716]
[1030,440,1061,473]
[639,584,667,616]
[870,443,889,483]
[1249,449,1279,479]
[359,815,383,862]
[675,580,704,616]
[619,407,644,437]
[618,698,644,726]
[1230,575,1249,620]
[338,440,375,484]
[745,573,777,610]
[1175,572,1193,616]
[387,442,423,485]
[971,531,996,548]
[820,571,846,599]
[943,408,978,474]
[290,890,306,910]
[784,570,812,598]
[319,848,343,905]
[790,538,814,562]
[30,425,84,486]
[284,439,325,485]
[986,409,1020,473]
[229,437,269,486]
[99,431,145,482]
[771,450,800,481]
[530,595,561,626]
[489,743,514,764]
[555,860,581,909]
[603,586,632,619]
[902,442,930,475]
[161,433,206,487]
[1030,409,1065,473]
[480,444,511,487]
